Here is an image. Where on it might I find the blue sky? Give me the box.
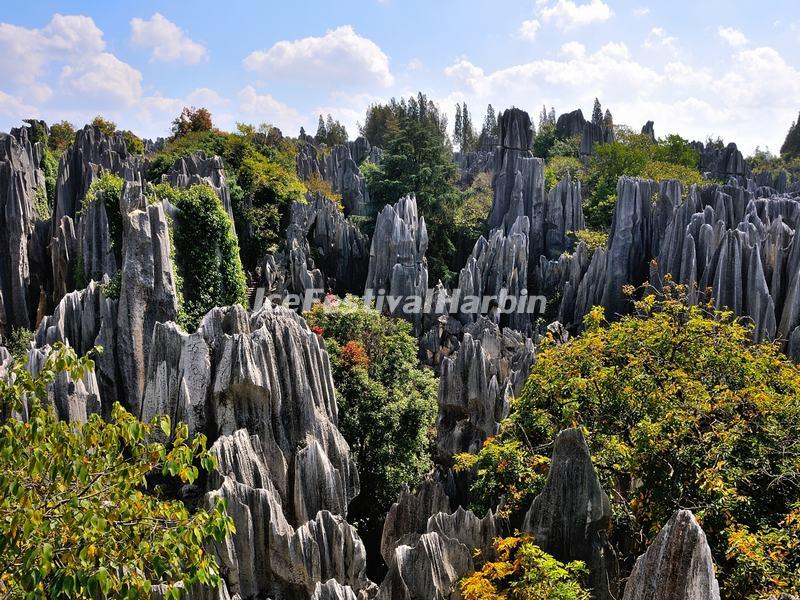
[1,0,799,153]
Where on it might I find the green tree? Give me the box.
[122,130,145,155]
[465,290,800,598]
[532,122,558,160]
[305,299,437,571]
[48,120,76,154]
[363,93,461,283]
[90,116,116,137]
[460,103,477,152]
[171,107,213,138]
[454,104,463,150]
[603,109,613,128]
[360,103,399,148]
[482,104,498,139]
[591,98,603,126]
[0,344,233,598]
[314,115,327,145]
[780,112,800,160]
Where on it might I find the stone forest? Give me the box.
[2,16,800,600]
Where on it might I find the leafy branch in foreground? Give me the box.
[0,344,234,598]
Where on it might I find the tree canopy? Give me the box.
[0,344,233,598]
[459,289,800,599]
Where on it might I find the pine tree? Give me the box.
[548,107,556,125]
[592,98,603,125]
[484,104,497,136]
[314,115,327,145]
[539,105,549,130]
[603,109,614,128]
[454,103,463,150]
[780,112,800,160]
[461,102,476,151]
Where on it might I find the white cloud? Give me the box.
[0,14,105,85]
[238,86,302,133]
[539,0,613,31]
[644,27,678,52]
[130,13,207,64]
[633,7,650,16]
[186,87,228,107]
[518,19,541,40]
[717,26,748,47]
[443,41,800,154]
[0,90,38,120]
[60,53,142,107]
[243,25,394,88]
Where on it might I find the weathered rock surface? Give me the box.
[488,109,584,269]
[623,509,721,600]
[556,109,586,139]
[377,532,471,600]
[641,120,655,140]
[436,318,534,460]
[272,194,370,297]
[380,479,451,565]
[523,428,618,599]
[117,202,179,409]
[0,124,46,334]
[161,152,234,221]
[365,195,428,332]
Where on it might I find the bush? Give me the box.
[0,344,233,597]
[545,156,584,191]
[122,130,145,154]
[147,129,305,270]
[48,120,75,154]
[568,229,608,254]
[584,133,701,228]
[91,116,116,137]
[466,290,800,598]
[460,535,590,600]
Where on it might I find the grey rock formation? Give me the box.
[377,532,472,600]
[161,152,234,221]
[365,195,428,332]
[35,279,119,407]
[54,124,144,224]
[641,120,655,140]
[456,216,531,331]
[523,428,617,599]
[556,109,586,139]
[697,142,748,180]
[580,120,614,157]
[117,202,179,410]
[545,173,584,257]
[0,124,46,334]
[280,194,370,296]
[601,177,655,317]
[380,479,451,565]
[436,318,534,460]
[623,510,720,600]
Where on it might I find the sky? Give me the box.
[1,0,799,154]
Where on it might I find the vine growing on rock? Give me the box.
[164,183,247,330]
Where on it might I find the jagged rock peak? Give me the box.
[623,509,721,600]
[498,108,533,151]
[523,427,618,599]
[556,109,586,138]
